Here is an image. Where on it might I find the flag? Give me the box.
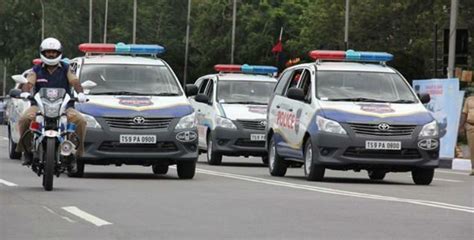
[271,27,284,53]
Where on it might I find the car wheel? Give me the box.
[67,158,84,178]
[268,136,287,177]
[368,170,386,180]
[152,164,169,174]
[8,125,21,160]
[304,139,325,181]
[411,168,434,185]
[177,161,196,179]
[261,155,269,165]
[206,134,222,165]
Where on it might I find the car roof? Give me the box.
[315,61,396,73]
[215,73,277,82]
[80,55,166,66]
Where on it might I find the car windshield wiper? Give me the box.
[224,101,267,105]
[388,99,416,103]
[328,97,386,102]
[152,92,181,96]
[89,91,144,95]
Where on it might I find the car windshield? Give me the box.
[80,64,182,96]
[217,80,276,105]
[316,71,417,103]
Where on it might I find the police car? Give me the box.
[69,43,198,179]
[189,64,277,165]
[266,50,439,185]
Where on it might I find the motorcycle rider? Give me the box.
[16,37,87,169]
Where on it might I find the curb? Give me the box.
[439,158,472,171]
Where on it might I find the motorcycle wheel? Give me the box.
[42,138,56,191]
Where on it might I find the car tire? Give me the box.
[67,158,84,178]
[304,139,325,181]
[261,155,269,165]
[177,161,196,179]
[268,136,287,177]
[368,170,386,180]
[152,164,169,174]
[411,168,434,185]
[206,134,222,165]
[8,125,21,160]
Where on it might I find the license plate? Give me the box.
[250,134,265,141]
[365,141,401,150]
[120,135,156,144]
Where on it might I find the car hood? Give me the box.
[76,95,193,118]
[220,104,267,120]
[318,101,434,125]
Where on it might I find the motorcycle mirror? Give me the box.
[81,80,97,89]
[11,74,28,84]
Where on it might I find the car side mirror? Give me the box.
[287,88,305,101]
[195,94,210,104]
[9,88,22,98]
[186,84,198,96]
[11,74,28,84]
[418,93,431,104]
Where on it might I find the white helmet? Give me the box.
[39,37,63,66]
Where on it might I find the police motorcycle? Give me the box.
[17,87,84,191]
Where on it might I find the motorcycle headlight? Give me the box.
[216,115,237,129]
[176,112,197,129]
[316,115,347,135]
[43,102,62,118]
[82,113,101,129]
[419,120,438,137]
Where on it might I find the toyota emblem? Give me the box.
[259,120,267,127]
[378,122,390,131]
[133,116,146,125]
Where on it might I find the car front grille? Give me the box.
[234,138,265,148]
[349,123,416,136]
[98,141,178,152]
[343,147,421,159]
[103,117,172,129]
[237,120,266,131]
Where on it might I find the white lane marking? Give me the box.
[62,206,112,227]
[43,206,76,223]
[433,178,463,183]
[436,170,471,175]
[195,168,474,214]
[0,179,18,186]
[2,137,8,141]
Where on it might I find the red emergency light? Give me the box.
[30,121,41,132]
[308,50,345,61]
[214,64,242,73]
[79,43,115,53]
[32,58,42,65]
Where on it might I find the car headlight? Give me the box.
[216,115,236,129]
[316,115,347,135]
[82,113,101,129]
[176,112,197,129]
[419,120,438,137]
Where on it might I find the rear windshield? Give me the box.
[80,64,182,96]
[316,71,417,103]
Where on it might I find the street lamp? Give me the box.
[183,0,192,86]
[40,0,44,40]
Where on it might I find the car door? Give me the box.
[192,77,210,148]
[201,77,216,148]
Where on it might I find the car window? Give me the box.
[297,69,312,102]
[217,80,276,104]
[80,64,182,95]
[316,71,417,102]
[274,70,292,95]
[205,80,214,103]
[284,69,304,96]
[198,79,209,94]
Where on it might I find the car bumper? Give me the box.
[211,127,266,156]
[81,126,198,165]
[310,132,439,171]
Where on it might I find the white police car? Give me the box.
[266,50,439,185]
[189,64,277,165]
[69,43,198,179]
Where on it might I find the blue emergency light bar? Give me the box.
[79,43,165,55]
[309,49,393,62]
[214,64,278,75]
